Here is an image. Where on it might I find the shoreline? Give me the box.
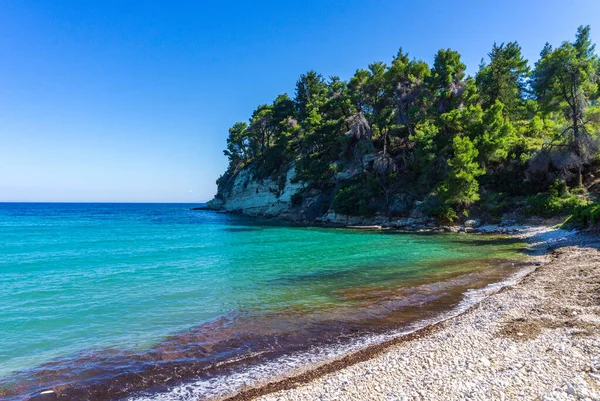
[4,220,588,401]
[193,206,569,236]
[2,216,533,401]
[221,228,599,401]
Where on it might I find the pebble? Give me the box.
[256,239,600,401]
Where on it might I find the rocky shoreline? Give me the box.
[221,229,600,401]
[196,205,568,237]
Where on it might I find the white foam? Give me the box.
[126,264,536,401]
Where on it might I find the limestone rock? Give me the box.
[206,165,303,218]
[464,219,481,228]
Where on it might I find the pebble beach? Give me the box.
[227,230,600,401]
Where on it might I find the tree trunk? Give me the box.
[383,129,388,155]
[573,105,583,187]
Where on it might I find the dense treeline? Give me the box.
[219,26,600,221]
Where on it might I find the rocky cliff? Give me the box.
[206,165,304,219]
[206,152,382,223]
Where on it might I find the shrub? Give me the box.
[570,186,587,195]
[431,205,458,222]
[563,202,600,227]
[331,176,378,216]
[524,181,587,218]
[420,195,458,222]
[548,178,568,197]
[480,193,510,217]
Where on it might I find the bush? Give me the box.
[480,192,510,217]
[431,205,458,222]
[524,181,587,218]
[420,195,458,222]
[331,176,378,216]
[570,186,587,195]
[549,178,568,197]
[563,202,600,227]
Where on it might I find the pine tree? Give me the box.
[441,136,484,209]
[533,25,599,186]
[476,41,530,118]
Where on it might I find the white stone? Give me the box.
[215,166,303,217]
[464,219,481,228]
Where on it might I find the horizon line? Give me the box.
[0,201,209,204]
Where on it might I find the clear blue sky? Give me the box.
[1,1,599,202]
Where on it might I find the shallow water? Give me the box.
[0,203,527,400]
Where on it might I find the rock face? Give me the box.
[206,165,304,219]
[206,163,501,227]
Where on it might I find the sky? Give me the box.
[1,1,599,202]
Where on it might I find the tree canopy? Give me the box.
[218,26,600,220]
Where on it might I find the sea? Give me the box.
[0,203,528,400]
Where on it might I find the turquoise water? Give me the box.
[0,203,526,400]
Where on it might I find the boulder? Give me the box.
[464,219,481,228]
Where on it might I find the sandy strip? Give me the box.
[225,230,600,401]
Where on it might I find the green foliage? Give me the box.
[417,195,457,222]
[295,151,337,188]
[525,180,587,217]
[476,41,530,118]
[216,26,600,221]
[295,70,328,131]
[476,101,518,164]
[480,193,511,218]
[410,120,438,176]
[533,25,599,185]
[436,206,458,222]
[440,136,485,208]
[430,49,466,95]
[564,202,600,227]
[331,176,378,216]
[224,122,251,172]
[428,204,458,222]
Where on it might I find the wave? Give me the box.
[1,259,531,401]
[126,261,534,401]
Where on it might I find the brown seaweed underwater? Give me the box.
[0,204,528,401]
[1,259,528,401]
